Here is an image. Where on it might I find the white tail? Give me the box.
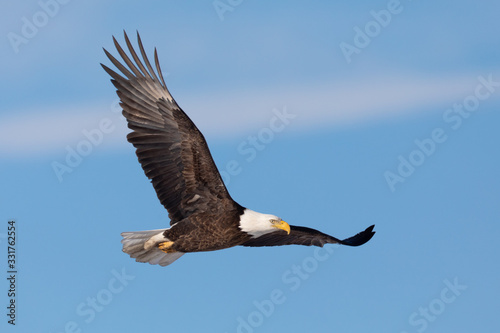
[121,228,184,267]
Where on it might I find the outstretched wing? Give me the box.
[241,225,375,247]
[102,31,234,223]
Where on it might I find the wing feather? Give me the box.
[242,225,375,247]
[102,31,234,223]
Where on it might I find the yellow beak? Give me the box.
[273,220,291,234]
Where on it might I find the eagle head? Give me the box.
[239,208,291,238]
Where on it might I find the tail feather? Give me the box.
[120,228,184,267]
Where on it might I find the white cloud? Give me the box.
[0,101,129,158]
[188,73,488,134]
[1,73,497,159]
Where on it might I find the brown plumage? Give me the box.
[102,32,375,267]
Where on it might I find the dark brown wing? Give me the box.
[241,225,375,247]
[102,31,235,223]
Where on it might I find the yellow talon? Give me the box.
[158,241,175,253]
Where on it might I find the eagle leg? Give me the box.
[158,241,176,253]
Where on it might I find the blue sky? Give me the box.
[1,1,499,332]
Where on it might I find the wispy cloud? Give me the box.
[2,72,498,159]
[0,101,128,158]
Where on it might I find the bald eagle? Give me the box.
[102,32,375,267]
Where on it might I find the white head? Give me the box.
[238,208,291,238]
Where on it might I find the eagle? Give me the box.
[102,32,375,267]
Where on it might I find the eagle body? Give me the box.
[103,32,375,267]
[164,207,250,253]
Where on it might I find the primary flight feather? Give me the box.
[102,31,375,267]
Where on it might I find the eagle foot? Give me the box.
[158,241,176,253]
